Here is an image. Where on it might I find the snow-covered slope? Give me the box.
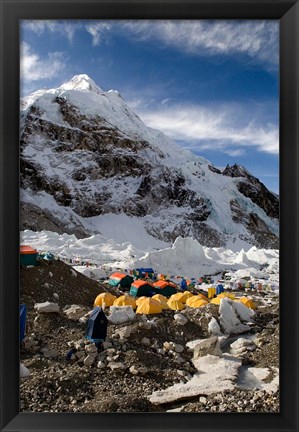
[20,229,279,286]
[20,74,279,248]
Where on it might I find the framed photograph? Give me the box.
[1,1,298,432]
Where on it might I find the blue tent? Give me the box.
[20,304,27,342]
[180,278,187,290]
[135,267,155,277]
[86,307,108,342]
[216,284,224,295]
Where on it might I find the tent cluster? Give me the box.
[94,288,256,315]
[107,271,178,299]
[93,271,257,315]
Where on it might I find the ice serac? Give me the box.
[20,74,279,248]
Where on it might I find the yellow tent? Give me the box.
[186,295,199,306]
[113,294,136,309]
[217,292,235,300]
[94,292,117,307]
[167,298,185,311]
[236,297,256,309]
[186,295,209,308]
[136,298,163,315]
[196,293,208,300]
[186,294,208,306]
[189,298,209,308]
[210,297,221,305]
[208,287,217,298]
[136,296,148,306]
[170,291,192,303]
[151,294,169,309]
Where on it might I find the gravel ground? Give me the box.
[20,259,280,413]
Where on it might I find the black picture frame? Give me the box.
[0,1,298,431]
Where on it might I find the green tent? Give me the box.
[129,280,156,298]
[109,272,133,289]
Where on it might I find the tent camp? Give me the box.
[108,272,133,289]
[94,292,117,307]
[153,280,177,298]
[136,298,163,315]
[86,307,108,342]
[129,280,156,298]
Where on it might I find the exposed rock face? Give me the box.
[223,164,279,219]
[19,75,279,248]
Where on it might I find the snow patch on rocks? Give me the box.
[149,354,242,405]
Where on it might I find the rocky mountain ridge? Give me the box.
[20,74,279,248]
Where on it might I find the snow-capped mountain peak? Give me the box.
[59,74,103,94]
[20,75,279,249]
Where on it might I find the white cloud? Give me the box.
[85,22,111,46]
[123,20,279,65]
[20,42,66,81]
[22,20,81,43]
[138,104,279,156]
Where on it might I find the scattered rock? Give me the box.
[193,336,222,359]
[41,347,59,358]
[34,301,60,313]
[64,304,86,320]
[108,362,126,371]
[108,306,135,324]
[20,363,30,378]
[141,337,150,347]
[174,313,188,325]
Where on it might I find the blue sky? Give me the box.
[20,20,279,193]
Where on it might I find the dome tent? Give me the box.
[129,280,156,298]
[167,298,185,311]
[94,292,117,307]
[186,294,208,307]
[187,298,208,308]
[136,298,163,315]
[113,294,136,309]
[236,297,256,309]
[108,272,133,289]
[152,294,169,309]
[153,280,177,298]
[169,291,192,304]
